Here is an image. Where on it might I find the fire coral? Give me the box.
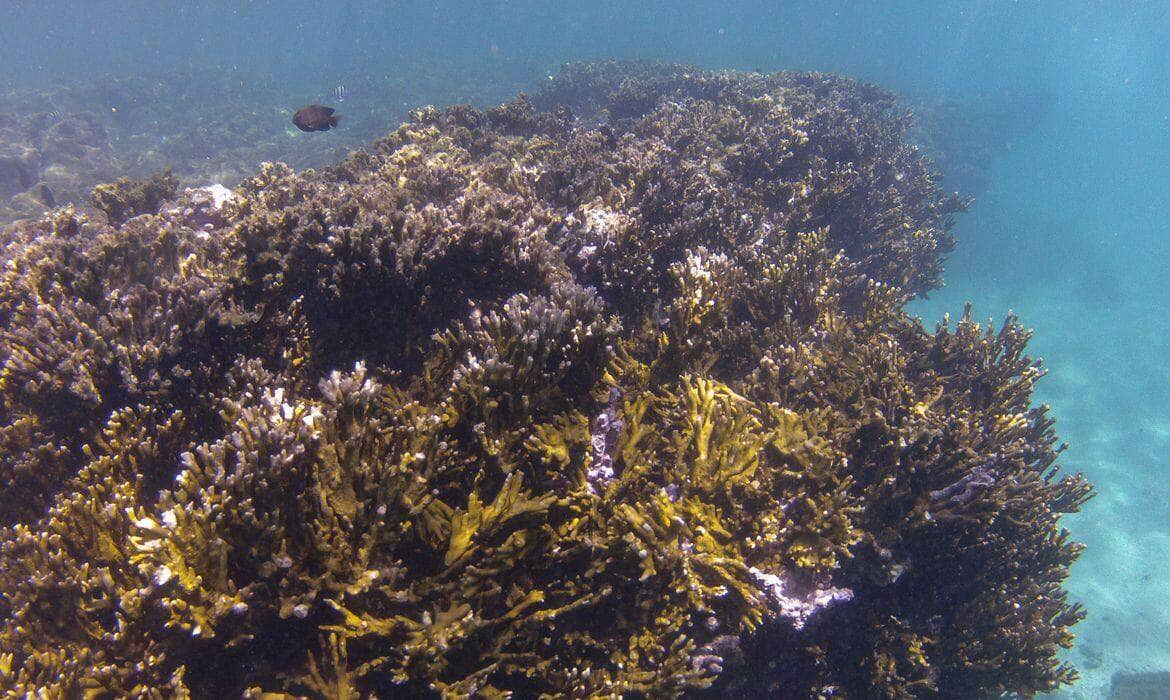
[0,61,1091,698]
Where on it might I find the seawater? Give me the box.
[2,2,1167,696]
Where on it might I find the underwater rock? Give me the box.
[0,110,119,223]
[0,61,1091,698]
[1109,671,1170,700]
[0,153,35,196]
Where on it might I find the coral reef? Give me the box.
[0,60,544,227]
[90,169,179,225]
[0,61,1091,697]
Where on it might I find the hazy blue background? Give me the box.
[2,2,1167,695]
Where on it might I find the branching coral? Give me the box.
[0,61,1090,698]
[90,170,179,225]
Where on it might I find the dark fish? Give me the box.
[293,104,341,132]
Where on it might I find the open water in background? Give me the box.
[2,2,1168,696]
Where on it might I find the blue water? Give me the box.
[3,2,1167,695]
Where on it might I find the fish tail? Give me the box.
[330,114,342,127]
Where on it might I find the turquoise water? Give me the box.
[2,2,1167,696]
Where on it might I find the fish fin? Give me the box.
[330,115,342,127]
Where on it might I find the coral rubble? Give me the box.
[0,61,1091,698]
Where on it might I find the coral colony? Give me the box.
[0,62,1091,697]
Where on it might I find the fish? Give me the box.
[332,85,347,103]
[293,104,341,132]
